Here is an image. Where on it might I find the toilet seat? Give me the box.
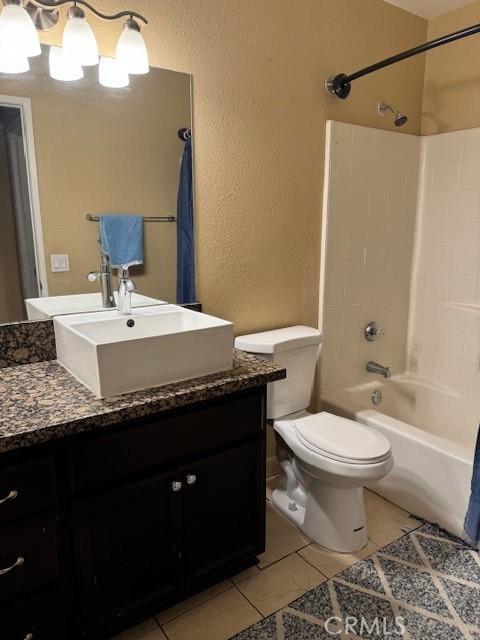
[290,411,391,465]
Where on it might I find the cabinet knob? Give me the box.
[171,481,183,493]
[186,474,197,486]
[0,489,18,505]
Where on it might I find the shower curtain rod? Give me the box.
[326,20,480,99]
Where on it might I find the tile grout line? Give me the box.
[293,549,329,581]
[154,579,235,627]
[232,582,265,619]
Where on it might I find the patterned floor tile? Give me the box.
[230,523,480,640]
[281,611,333,639]
[378,556,452,618]
[333,582,399,638]
[440,576,480,626]
[287,582,335,620]
[338,557,386,594]
[379,534,423,566]
[416,533,480,582]
[398,607,467,640]
[232,615,277,640]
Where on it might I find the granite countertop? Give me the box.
[0,350,286,454]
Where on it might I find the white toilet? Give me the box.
[235,326,393,553]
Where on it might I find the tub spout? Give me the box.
[367,361,391,379]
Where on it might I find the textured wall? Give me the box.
[423,0,480,135]
[38,0,427,334]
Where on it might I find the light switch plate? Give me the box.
[50,254,70,273]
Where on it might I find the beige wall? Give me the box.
[0,124,25,322]
[423,0,480,135]
[36,0,427,334]
[1,60,190,302]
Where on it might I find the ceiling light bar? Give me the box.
[0,0,149,86]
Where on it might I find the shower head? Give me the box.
[378,101,408,127]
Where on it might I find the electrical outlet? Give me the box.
[50,254,70,273]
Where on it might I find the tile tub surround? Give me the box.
[0,303,202,370]
[409,127,480,396]
[232,522,480,640]
[0,350,285,453]
[320,122,420,393]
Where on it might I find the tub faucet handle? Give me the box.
[365,321,384,342]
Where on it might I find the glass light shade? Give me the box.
[0,3,41,58]
[49,46,83,81]
[0,49,29,73]
[116,26,149,75]
[99,56,129,88]
[62,15,99,66]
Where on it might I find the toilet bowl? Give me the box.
[273,411,392,552]
[235,326,393,553]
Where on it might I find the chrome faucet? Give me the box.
[117,268,136,316]
[367,361,391,379]
[87,253,115,308]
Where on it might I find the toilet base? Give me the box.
[272,481,368,553]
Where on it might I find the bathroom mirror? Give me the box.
[0,45,194,324]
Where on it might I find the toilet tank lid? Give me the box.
[234,325,321,354]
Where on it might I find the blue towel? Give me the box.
[176,138,196,303]
[464,425,480,548]
[99,214,144,269]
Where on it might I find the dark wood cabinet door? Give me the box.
[182,441,266,588]
[72,470,183,630]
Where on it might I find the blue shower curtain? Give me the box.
[464,425,480,547]
[176,138,196,304]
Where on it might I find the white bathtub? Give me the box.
[322,375,479,538]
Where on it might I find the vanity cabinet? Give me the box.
[0,386,267,640]
[73,441,264,635]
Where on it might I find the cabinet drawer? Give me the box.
[0,514,60,605]
[0,586,67,640]
[70,389,265,492]
[0,456,57,525]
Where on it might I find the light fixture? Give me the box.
[0,50,29,72]
[116,17,149,75]
[0,0,41,65]
[62,5,98,66]
[49,45,83,81]
[99,55,129,88]
[0,0,149,86]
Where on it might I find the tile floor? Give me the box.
[112,476,420,640]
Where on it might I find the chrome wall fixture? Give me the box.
[377,101,408,127]
[326,20,480,99]
[0,0,149,87]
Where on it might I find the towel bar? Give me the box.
[86,214,176,223]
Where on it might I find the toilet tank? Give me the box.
[235,326,321,419]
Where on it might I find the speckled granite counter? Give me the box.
[0,350,285,454]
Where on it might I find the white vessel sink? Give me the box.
[25,293,167,320]
[54,305,234,398]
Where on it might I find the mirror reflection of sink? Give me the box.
[54,305,234,398]
[25,293,167,320]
